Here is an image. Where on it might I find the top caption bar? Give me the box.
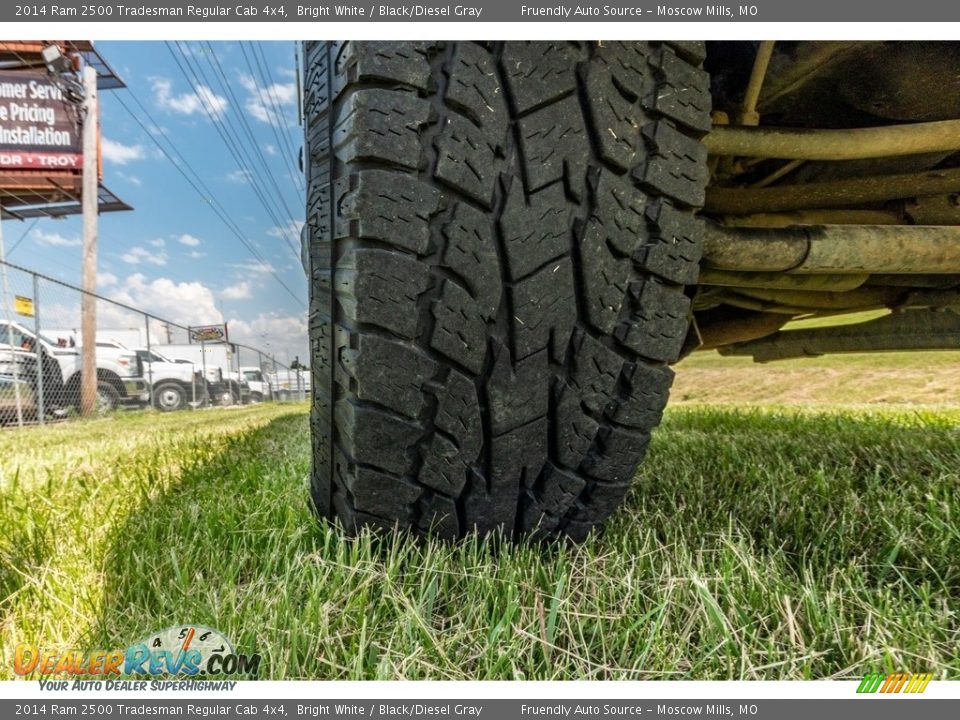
[6,0,960,22]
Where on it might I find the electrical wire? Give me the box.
[247,41,304,192]
[166,41,302,261]
[112,91,306,308]
[1,41,306,308]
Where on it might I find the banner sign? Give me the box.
[189,324,229,343]
[0,70,81,171]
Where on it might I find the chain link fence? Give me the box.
[0,259,308,428]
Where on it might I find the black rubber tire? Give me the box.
[153,382,187,412]
[95,381,120,414]
[303,41,710,541]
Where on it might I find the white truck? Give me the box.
[134,347,209,411]
[161,343,250,405]
[237,366,271,402]
[0,320,150,415]
[267,368,310,401]
[94,339,207,412]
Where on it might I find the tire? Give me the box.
[153,382,187,412]
[95,381,120,414]
[303,41,710,541]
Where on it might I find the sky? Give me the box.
[2,41,309,366]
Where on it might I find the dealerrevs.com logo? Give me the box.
[13,625,261,680]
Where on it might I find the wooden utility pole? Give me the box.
[80,64,98,415]
[0,216,24,427]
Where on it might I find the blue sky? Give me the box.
[4,41,308,363]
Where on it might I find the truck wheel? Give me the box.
[303,41,710,540]
[154,383,187,412]
[95,381,120,414]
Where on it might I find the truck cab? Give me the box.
[0,320,150,414]
[130,346,209,411]
[238,366,271,402]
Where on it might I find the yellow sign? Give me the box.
[14,295,34,318]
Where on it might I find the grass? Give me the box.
[1,394,957,681]
[675,345,960,406]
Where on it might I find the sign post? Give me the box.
[0,216,24,427]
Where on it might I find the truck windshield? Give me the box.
[243,371,263,382]
[0,325,58,348]
[137,350,173,363]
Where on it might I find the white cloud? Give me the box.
[118,172,142,187]
[177,234,202,247]
[107,273,223,328]
[219,281,252,300]
[120,246,167,266]
[230,260,275,275]
[226,169,252,183]
[98,271,118,286]
[240,74,297,126]
[264,143,277,156]
[32,229,81,248]
[149,238,166,248]
[152,77,228,118]
[267,220,304,240]
[102,137,145,165]
[227,311,308,366]
[39,274,305,364]
[187,250,207,259]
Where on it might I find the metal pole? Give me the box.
[80,64,99,416]
[144,314,154,409]
[200,339,208,406]
[0,223,24,427]
[237,344,242,403]
[33,273,44,425]
[258,350,265,401]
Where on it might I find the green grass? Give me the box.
[1,402,957,680]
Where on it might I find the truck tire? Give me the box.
[153,382,187,412]
[303,41,710,541]
[95,381,120,414]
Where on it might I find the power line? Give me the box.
[0,40,305,310]
[182,41,298,225]
[166,42,293,246]
[196,42,304,255]
[166,41,301,261]
[247,41,304,192]
[6,219,41,256]
[111,90,306,309]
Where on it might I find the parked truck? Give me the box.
[161,343,249,405]
[135,347,209,411]
[0,320,149,415]
[94,339,208,412]
[267,369,309,401]
[237,366,271,402]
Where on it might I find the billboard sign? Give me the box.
[0,70,82,171]
[189,324,229,344]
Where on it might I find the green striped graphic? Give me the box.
[857,673,885,693]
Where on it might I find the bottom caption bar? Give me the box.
[5,700,958,719]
